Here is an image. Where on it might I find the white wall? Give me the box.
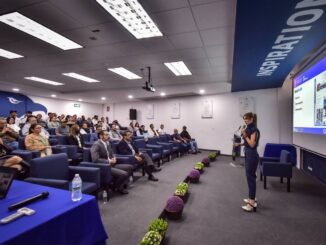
[103,88,290,156]
[29,96,103,118]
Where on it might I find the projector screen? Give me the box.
[293,55,326,156]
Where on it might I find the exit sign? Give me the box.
[74,104,80,108]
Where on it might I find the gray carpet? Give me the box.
[99,154,326,245]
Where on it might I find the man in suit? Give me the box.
[117,131,159,181]
[91,130,133,194]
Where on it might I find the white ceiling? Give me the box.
[0,0,236,104]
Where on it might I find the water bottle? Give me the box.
[71,174,82,202]
[102,190,108,204]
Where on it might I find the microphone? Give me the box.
[8,191,49,211]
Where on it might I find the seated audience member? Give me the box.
[100,117,109,131]
[25,124,52,157]
[22,115,50,139]
[47,116,59,129]
[92,115,99,126]
[134,122,140,131]
[109,124,122,141]
[0,138,29,172]
[172,129,189,153]
[0,118,19,150]
[7,117,21,133]
[157,124,166,135]
[91,130,133,194]
[117,131,160,181]
[67,125,84,152]
[59,114,65,121]
[148,124,159,137]
[67,116,76,126]
[180,126,200,154]
[36,114,47,128]
[7,110,19,126]
[86,117,94,128]
[46,112,53,123]
[80,122,91,135]
[128,122,135,132]
[136,125,149,141]
[55,120,70,136]
[19,111,33,126]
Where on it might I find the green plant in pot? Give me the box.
[148,218,168,236]
[140,231,162,245]
[208,152,218,161]
[195,162,204,173]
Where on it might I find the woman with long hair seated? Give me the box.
[67,124,84,152]
[25,124,52,157]
[0,138,30,179]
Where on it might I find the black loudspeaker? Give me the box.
[129,109,137,120]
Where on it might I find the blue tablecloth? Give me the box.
[0,181,108,245]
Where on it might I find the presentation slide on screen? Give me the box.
[293,57,326,135]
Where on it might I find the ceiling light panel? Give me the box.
[164,61,192,76]
[24,77,64,86]
[62,73,100,83]
[96,0,162,39]
[108,67,141,79]
[0,12,82,50]
[0,48,23,59]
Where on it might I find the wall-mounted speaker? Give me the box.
[129,109,137,120]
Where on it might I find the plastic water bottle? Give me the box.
[71,174,82,202]
[102,191,108,204]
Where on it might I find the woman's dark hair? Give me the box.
[6,117,13,124]
[243,112,257,126]
[29,123,41,134]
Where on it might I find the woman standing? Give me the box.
[239,112,260,212]
[25,124,52,157]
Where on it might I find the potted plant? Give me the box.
[201,157,210,167]
[140,231,162,245]
[174,182,189,202]
[188,169,200,183]
[164,196,184,220]
[195,162,204,173]
[208,152,218,161]
[148,218,168,238]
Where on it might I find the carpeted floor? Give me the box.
[99,153,326,245]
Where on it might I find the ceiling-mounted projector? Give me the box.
[142,81,156,92]
[141,67,156,92]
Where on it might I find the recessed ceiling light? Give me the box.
[101,97,106,100]
[108,67,141,80]
[0,12,82,50]
[78,98,83,102]
[51,94,56,98]
[24,77,64,86]
[96,0,162,39]
[160,92,166,97]
[199,89,205,94]
[128,95,133,99]
[164,61,192,76]
[62,73,100,83]
[0,48,23,59]
[12,88,19,92]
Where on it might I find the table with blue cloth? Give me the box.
[0,180,108,245]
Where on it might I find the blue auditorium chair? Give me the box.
[147,137,172,162]
[261,150,293,192]
[133,138,162,166]
[25,153,100,194]
[259,143,297,181]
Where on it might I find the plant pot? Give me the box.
[189,177,199,183]
[202,162,210,167]
[174,192,189,203]
[195,168,204,174]
[164,207,183,220]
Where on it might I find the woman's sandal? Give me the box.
[241,202,257,212]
